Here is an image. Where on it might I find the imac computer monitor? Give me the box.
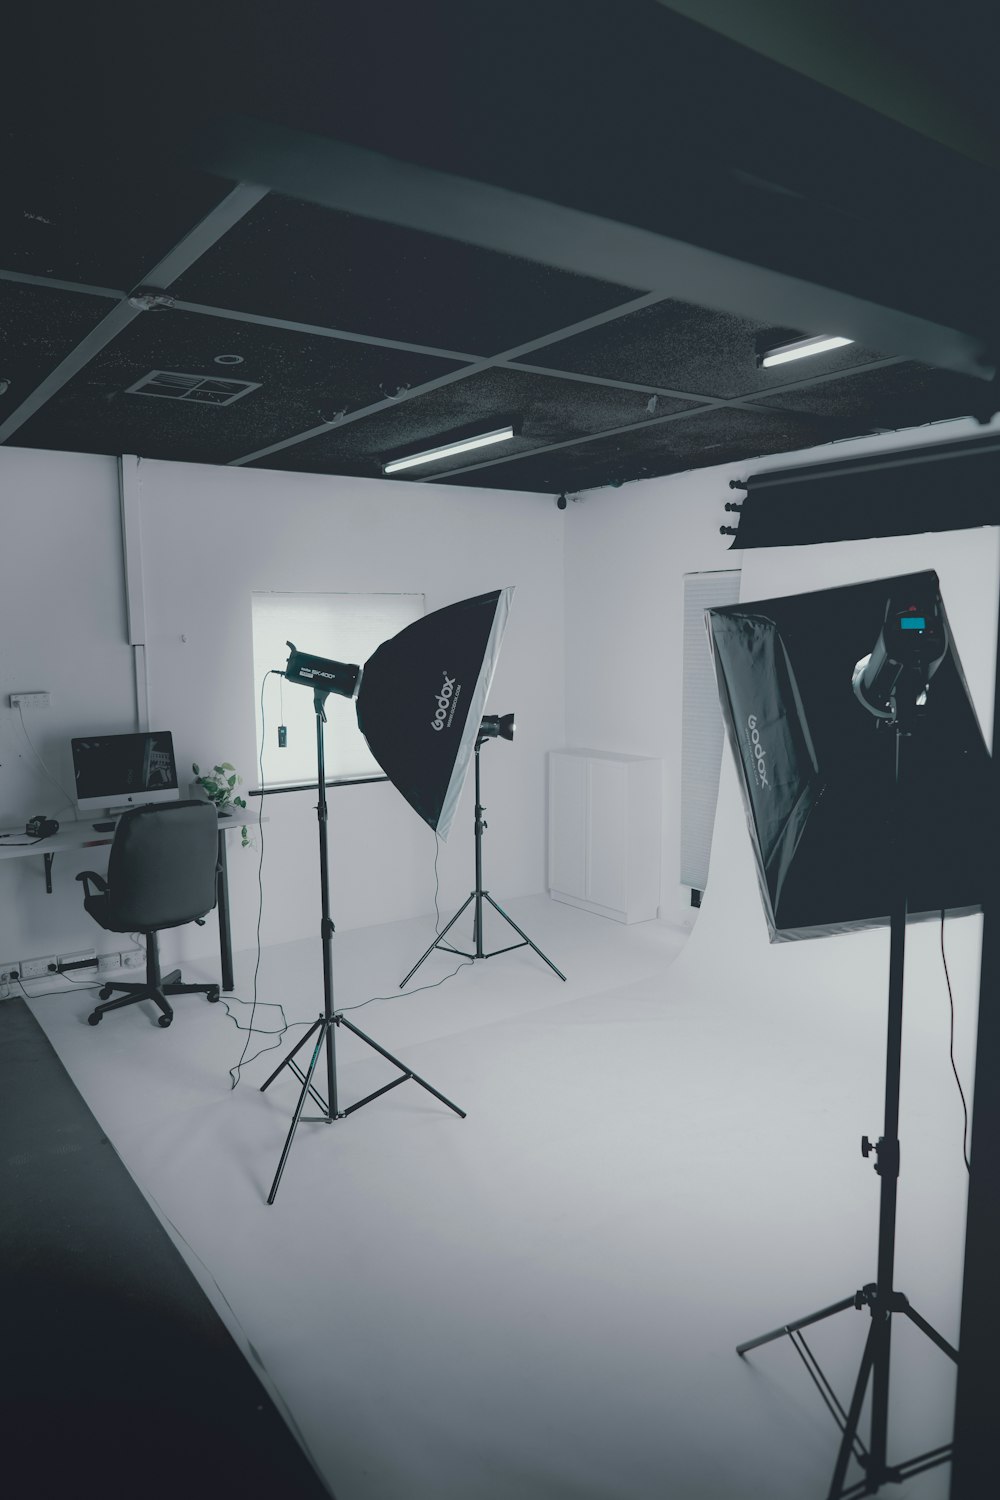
[71,730,180,816]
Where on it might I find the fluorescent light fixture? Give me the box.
[760,335,854,368]
[384,425,515,474]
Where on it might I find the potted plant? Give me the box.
[191,762,250,846]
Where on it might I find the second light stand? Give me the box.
[735,689,959,1499]
[400,723,566,988]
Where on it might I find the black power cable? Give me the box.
[940,910,972,1174]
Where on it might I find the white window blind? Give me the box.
[252,592,424,786]
[680,570,741,892]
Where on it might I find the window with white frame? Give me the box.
[252,592,424,786]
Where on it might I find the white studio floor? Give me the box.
[23,809,974,1500]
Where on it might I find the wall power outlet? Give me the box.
[20,954,58,980]
[9,692,50,709]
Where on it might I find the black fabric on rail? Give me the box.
[0,997,334,1500]
[729,431,1000,549]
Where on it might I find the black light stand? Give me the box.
[261,687,466,1205]
[400,717,566,988]
[736,621,958,1498]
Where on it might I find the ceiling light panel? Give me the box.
[384,425,515,473]
[760,335,854,367]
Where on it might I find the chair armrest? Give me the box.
[76,870,109,898]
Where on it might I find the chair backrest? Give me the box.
[106,800,219,931]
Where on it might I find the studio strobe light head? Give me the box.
[478,712,515,744]
[852,593,948,723]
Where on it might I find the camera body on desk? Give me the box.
[25,814,59,838]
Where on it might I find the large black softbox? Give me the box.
[356,588,512,840]
[706,571,991,941]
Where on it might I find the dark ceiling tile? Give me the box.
[517,299,886,399]
[171,194,644,356]
[13,307,464,466]
[0,281,116,411]
[754,361,998,429]
[0,160,236,291]
[246,366,701,477]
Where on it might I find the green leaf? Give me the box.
[227,774,237,788]
[192,763,201,775]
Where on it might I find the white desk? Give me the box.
[0,809,251,990]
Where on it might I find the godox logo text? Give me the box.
[747,714,770,789]
[432,674,457,732]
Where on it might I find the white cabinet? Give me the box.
[548,749,662,923]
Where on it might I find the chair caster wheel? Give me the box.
[88,1012,101,1026]
[207,986,221,1003]
[99,984,114,1000]
[157,1015,172,1028]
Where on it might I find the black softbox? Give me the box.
[706,571,991,941]
[355,588,512,840]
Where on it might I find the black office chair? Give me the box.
[77,800,222,1028]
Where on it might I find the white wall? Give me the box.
[564,415,1000,929]
[0,446,566,971]
[0,448,138,963]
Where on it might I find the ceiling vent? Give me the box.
[125,370,260,405]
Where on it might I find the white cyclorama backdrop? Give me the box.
[669,523,998,1481]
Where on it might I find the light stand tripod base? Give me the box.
[400,740,566,988]
[737,1286,957,1497]
[261,1010,466,1205]
[401,889,567,987]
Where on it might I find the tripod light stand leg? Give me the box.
[399,894,475,988]
[901,1302,959,1362]
[482,893,567,980]
[266,1020,332,1205]
[259,1017,329,1113]
[337,1014,466,1117]
[828,1320,877,1500]
[736,1294,858,1356]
